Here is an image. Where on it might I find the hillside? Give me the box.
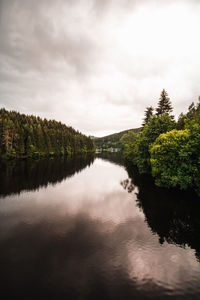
[94,128,141,151]
[0,108,95,159]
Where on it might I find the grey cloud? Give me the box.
[0,0,200,135]
[92,0,200,12]
[2,0,197,76]
[0,0,99,75]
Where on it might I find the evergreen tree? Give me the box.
[0,108,95,159]
[177,112,186,130]
[187,102,195,118]
[142,106,154,126]
[156,89,173,116]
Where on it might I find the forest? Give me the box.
[120,89,200,196]
[0,108,95,159]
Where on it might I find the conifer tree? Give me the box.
[156,89,173,116]
[187,102,195,118]
[142,106,154,127]
[0,108,95,159]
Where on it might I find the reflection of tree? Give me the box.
[97,153,137,192]
[96,152,125,167]
[120,179,135,193]
[0,154,94,197]
[124,162,200,261]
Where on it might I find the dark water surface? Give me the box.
[1,154,200,299]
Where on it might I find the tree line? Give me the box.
[120,89,200,196]
[0,108,95,159]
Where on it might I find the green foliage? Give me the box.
[129,114,175,173]
[117,89,200,195]
[120,131,138,161]
[176,112,186,130]
[0,108,95,159]
[150,128,200,194]
[94,128,141,151]
[150,129,190,188]
[177,100,200,130]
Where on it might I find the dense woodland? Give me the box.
[0,108,95,159]
[121,89,200,196]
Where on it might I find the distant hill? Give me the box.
[94,128,141,150]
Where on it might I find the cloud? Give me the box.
[0,0,200,136]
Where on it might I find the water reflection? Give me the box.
[0,155,200,299]
[0,154,94,197]
[123,163,200,262]
[96,152,125,166]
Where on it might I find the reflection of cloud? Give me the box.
[0,159,141,224]
[0,205,199,298]
[0,158,200,298]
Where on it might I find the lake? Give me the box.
[0,153,200,299]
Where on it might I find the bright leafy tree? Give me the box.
[120,131,138,161]
[150,127,200,195]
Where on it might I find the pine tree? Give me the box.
[187,102,195,118]
[0,108,95,158]
[156,89,173,116]
[142,106,154,126]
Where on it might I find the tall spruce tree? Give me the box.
[142,106,154,127]
[156,89,173,116]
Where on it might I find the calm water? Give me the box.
[0,154,200,300]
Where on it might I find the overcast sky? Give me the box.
[0,0,200,136]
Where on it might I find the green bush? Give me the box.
[150,128,200,194]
